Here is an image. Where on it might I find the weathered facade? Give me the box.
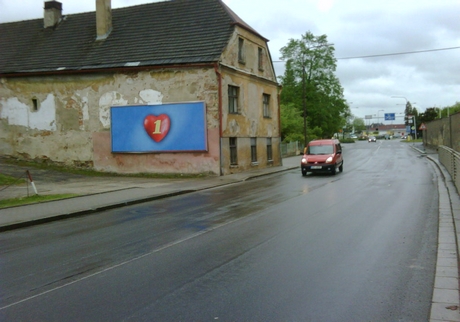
[0,0,281,175]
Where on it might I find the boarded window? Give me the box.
[238,38,245,63]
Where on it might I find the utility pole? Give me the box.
[302,58,307,148]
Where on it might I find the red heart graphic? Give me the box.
[144,114,171,142]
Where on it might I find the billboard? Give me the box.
[111,102,207,153]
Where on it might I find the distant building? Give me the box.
[0,0,281,175]
[368,124,407,137]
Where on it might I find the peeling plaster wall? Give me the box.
[1,95,56,131]
[0,69,221,174]
[0,26,281,176]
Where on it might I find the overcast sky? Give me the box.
[1,0,459,123]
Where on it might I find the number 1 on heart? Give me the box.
[152,120,162,134]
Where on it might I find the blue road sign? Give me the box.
[385,113,395,121]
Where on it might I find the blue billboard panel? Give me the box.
[384,113,395,121]
[111,102,207,153]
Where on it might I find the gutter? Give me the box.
[214,63,224,175]
[0,62,217,78]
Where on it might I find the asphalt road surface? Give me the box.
[0,140,438,321]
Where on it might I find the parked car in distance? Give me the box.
[301,139,343,176]
[368,136,377,142]
[350,134,358,139]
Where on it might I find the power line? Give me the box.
[337,46,460,60]
[272,46,460,62]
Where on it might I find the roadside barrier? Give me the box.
[438,145,460,195]
[0,170,38,199]
[26,170,38,195]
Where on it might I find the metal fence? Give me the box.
[438,145,460,194]
[280,141,302,157]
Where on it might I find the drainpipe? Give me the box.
[278,85,283,164]
[214,63,223,175]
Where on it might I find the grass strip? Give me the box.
[0,194,77,209]
[0,173,26,185]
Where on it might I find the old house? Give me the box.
[0,0,281,175]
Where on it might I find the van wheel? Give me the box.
[339,163,343,172]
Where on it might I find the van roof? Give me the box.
[308,139,339,146]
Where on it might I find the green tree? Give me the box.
[280,103,303,142]
[440,102,460,118]
[279,31,347,144]
[352,118,366,133]
[280,103,324,143]
[419,107,438,123]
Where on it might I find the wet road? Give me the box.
[1,140,438,321]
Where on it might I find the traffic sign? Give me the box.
[419,123,427,130]
[384,113,395,121]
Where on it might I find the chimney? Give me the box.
[96,0,112,40]
[44,1,62,28]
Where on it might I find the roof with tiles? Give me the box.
[0,0,264,75]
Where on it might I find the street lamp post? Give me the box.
[302,59,307,147]
[377,109,384,124]
[391,96,413,139]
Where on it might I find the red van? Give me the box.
[301,139,343,176]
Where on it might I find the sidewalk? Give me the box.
[0,156,301,231]
[410,144,460,322]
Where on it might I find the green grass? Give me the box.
[0,194,78,209]
[0,173,26,185]
[401,138,423,143]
